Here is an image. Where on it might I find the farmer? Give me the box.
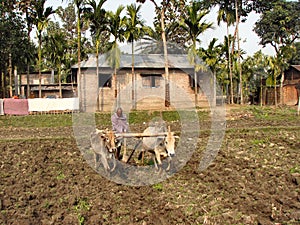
[111,107,129,159]
[296,80,300,105]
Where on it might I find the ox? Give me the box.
[90,129,117,172]
[139,125,176,171]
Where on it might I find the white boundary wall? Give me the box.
[28,98,79,112]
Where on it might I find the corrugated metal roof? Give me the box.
[291,65,300,71]
[72,54,195,69]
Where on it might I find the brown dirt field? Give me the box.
[0,107,300,225]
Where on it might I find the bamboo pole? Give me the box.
[115,132,169,138]
[297,96,300,116]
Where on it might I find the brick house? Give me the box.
[71,54,212,112]
[262,65,300,105]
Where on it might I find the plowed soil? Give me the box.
[0,106,300,225]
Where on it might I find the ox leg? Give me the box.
[121,138,128,162]
[110,153,116,172]
[94,153,98,169]
[100,154,110,172]
[152,153,158,170]
[166,157,171,171]
[154,149,162,171]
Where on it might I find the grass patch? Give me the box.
[0,106,297,129]
[248,106,298,120]
[0,114,72,128]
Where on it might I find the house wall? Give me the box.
[283,84,298,105]
[82,68,208,112]
[21,73,53,85]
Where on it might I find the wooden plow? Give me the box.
[115,132,170,163]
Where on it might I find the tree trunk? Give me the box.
[280,70,284,105]
[274,76,277,108]
[59,66,62,98]
[9,53,12,98]
[212,71,216,107]
[26,20,31,99]
[260,75,263,106]
[38,34,42,98]
[227,24,234,104]
[194,67,198,106]
[77,9,82,111]
[235,0,243,104]
[161,4,170,107]
[96,40,100,111]
[1,72,4,98]
[14,67,19,96]
[131,41,136,110]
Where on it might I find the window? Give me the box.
[99,74,112,88]
[141,75,162,88]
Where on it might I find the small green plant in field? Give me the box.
[152,183,163,191]
[251,139,266,145]
[73,199,90,225]
[290,166,300,174]
[56,171,65,180]
[43,200,52,209]
[249,106,270,119]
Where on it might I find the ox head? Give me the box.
[164,126,176,157]
[96,129,117,153]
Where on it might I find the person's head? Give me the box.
[116,107,123,117]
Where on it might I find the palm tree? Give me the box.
[216,3,235,104]
[64,0,86,110]
[74,0,86,110]
[106,6,126,106]
[32,0,55,98]
[124,3,147,110]
[85,0,108,111]
[137,0,171,107]
[43,26,68,98]
[180,1,213,106]
[198,38,222,107]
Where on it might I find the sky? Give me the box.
[46,0,275,57]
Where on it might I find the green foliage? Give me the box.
[254,0,299,51]
[0,9,35,76]
[73,198,90,225]
[152,183,163,191]
[290,166,300,174]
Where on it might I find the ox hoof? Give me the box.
[121,155,129,163]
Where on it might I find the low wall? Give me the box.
[0,98,79,115]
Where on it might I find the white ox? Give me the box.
[90,129,117,172]
[139,125,176,171]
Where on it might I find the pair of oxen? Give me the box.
[90,125,177,172]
